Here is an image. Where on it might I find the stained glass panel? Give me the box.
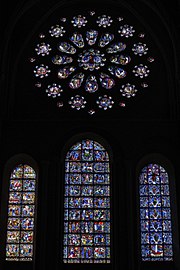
[6,164,36,261]
[63,139,110,263]
[29,11,155,115]
[139,164,173,261]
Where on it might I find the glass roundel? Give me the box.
[139,164,173,261]
[30,11,155,114]
[63,139,111,263]
[6,164,36,261]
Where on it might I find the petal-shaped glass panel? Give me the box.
[99,73,115,89]
[108,66,127,79]
[58,42,76,54]
[85,75,98,93]
[52,55,73,65]
[99,33,114,47]
[86,30,98,46]
[58,66,76,79]
[110,54,131,65]
[70,33,84,48]
[69,73,84,89]
[106,42,126,53]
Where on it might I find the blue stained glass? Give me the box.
[81,186,93,196]
[81,234,93,245]
[94,186,110,196]
[6,165,36,261]
[10,180,22,191]
[139,185,148,196]
[94,222,110,233]
[149,185,160,195]
[69,210,81,220]
[82,162,93,172]
[82,197,93,208]
[21,218,34,230]
[139,173,148,184]
[160,173,169,184]
[94,151,108,161]
[9,192,22,204]
[64,210,68,220]
[69,222,81,233]
[162,208,171,219]
[81,222,93,233]
[162,196,170,207]
[149,208,162,219]
[64,139,111,263]
[150,232,163,244]
[81,247,93,258]
[140,209,149,219]
[82,174,93,184]
[67,151,81,161]
[94,197,110,208]
[163,233,172,244]
[68,234,81,245]
[94,174,109,184]
[139,164,173,261]
[64,222,68,233]
[141,245,150,257]
[140,197,149,207]
[94,234,109,245]
[68,247,80,258]
[150,220,162,232]
[68,186,81,196]
[64,198,68,208]
[94,210,110,221]
[149,196,161,207]
[141,220,149,232]
[94,163,109,173]
[163,220,172,231]
[161,185,169,195]
[164,245,173,256]
[81,210,93,220]
[148,175,160,184]
[69,162,81,173]
[141,233,150,244]
[69,198,81,208]
[82,140,93,149]
[69,174,81,184]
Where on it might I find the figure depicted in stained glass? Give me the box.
[139,164,173,261]
[63,139,111,263]
[30,11,155,114]
[6,164,36,261]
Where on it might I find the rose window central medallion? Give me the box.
[78,49,106,71]
[30,12,155,115]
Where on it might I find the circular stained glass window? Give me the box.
[29,11,155,115]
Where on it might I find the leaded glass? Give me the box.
[6,164,36,261]
[63,139,110,263]
[139,164,173,261]
[29,11,155,114]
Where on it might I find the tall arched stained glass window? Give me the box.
[139,163,173,261]
[63,139,111,263]
[6,164,36,261]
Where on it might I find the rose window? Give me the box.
[30,11,155,114]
